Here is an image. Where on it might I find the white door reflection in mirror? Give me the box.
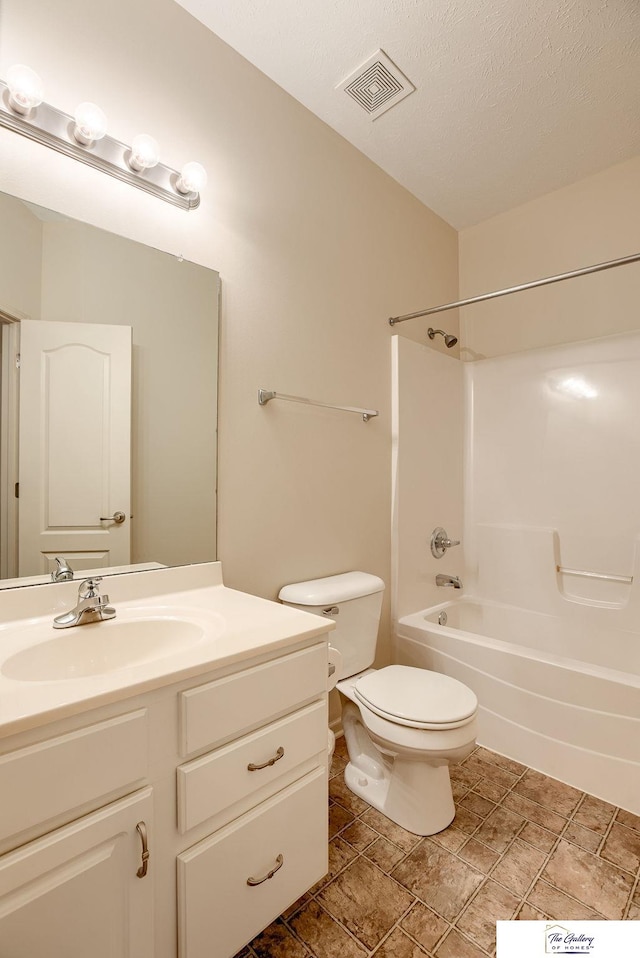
[18,319,132,576]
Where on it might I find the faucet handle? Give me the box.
[78,576,103,598]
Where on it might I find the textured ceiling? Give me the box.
[175,0,640,228]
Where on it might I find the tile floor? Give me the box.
[237,736,640,958]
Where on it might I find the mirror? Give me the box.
[0,189,218,588]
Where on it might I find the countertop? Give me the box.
[0,562,334,738]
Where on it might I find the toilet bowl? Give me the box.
[338,665,477,834]
[279,572,478,836]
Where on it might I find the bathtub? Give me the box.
[396,597,640,813]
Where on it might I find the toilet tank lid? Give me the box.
[279,571,385,606]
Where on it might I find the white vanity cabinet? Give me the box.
[0,632,329,958]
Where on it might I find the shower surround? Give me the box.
[391,333,640,813]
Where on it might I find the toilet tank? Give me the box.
[279,572,384,679]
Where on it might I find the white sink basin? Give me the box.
[2,608,222,682]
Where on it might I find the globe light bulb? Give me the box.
[129,134,160,172]
[176,161,207,195]
[73,102,108,145]
[6,64,44,115]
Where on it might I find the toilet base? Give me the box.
[343,756,455,836]
[341,701,458,835]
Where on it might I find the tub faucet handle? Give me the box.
[431,527,461,559]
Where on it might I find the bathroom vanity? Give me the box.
[0,563,331,958]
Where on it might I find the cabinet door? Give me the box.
[0,787,153,958]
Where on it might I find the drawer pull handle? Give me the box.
[247,746,284,771]
[247,854,284,886]
[136,821,150,878]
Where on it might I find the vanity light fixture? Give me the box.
[0,65,205,210]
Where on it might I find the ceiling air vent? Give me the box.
[337,50,415,119]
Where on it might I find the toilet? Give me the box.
[279,571,478,836]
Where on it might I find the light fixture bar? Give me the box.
[0,81,200,210]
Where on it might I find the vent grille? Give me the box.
[337,50,415,119]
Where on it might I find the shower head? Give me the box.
[427,327,458,348]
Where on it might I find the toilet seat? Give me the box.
[354,665,477,730]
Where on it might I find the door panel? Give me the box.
[18,320,132,575]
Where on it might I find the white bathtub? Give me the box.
[396,598,640,813]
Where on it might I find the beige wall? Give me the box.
[459,156,640,358]
[0,192,42,321]
[0,0,458,663]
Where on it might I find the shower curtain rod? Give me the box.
[388,251,640,326]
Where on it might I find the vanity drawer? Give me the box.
[177,767,327,958]
[177,699,327,833]
[0,710,148,844]
[179,642,327,755]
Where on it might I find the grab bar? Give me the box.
[556,566,633,584]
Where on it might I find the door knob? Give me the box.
[99,511,126,524]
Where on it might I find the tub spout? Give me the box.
[436,574,462,590]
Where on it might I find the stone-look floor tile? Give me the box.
[435,929,487,958]
[458,839,501,874]
[329,803,356,839]
[527,879,602,920]
[374,928,433,958]
[513,769,582,818]
[461,754,520,790]
[364,836,407,872]
[342,819,379,851]
[330,757,348,778]
[330,775,370,815]
[518,821,557,853]
[563,821,601,854]
[473,778,509,803]
[473,805,524,853]
[600,823,640,874]
[289,900,367,958]
[451,805,483,836]
[572,793,616,835]
[459,792,496,820]
[516,902,547,920]
[450,765,484,790]
[430,825,467,853]
[452,780,470,802]
[491,838,546,897]
[360,808,423,853]
[309,837,358,894]
[251,919,309,958]
[457,879,519,952]
[627,903,640,920]
[392,839,484,922]
[616,808,640,834]
[503,791,567,834]
[318,856,414,950]
[400,902,448,953]
[473,746,527,776]
[281,893,311,920]
[542,839,633,919]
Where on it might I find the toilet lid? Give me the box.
[354,665,477,730]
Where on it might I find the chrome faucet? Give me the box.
[51,556,74,582]
[53,577,116,629]
[436,574,462,590]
